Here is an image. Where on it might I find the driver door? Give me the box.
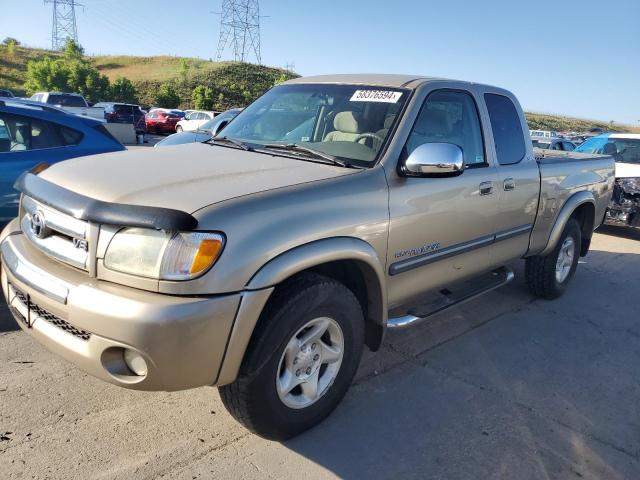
[386,88,500,308]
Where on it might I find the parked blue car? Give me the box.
[0,99,125,225]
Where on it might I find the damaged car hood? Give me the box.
[38,143,358,213]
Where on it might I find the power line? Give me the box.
[44,0,83,50]
[214,0,262,64]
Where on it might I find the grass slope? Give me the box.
[1,46,638,132]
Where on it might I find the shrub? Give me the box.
[155,83,180,108]
[192,85,214,110]
[109,77,137,104]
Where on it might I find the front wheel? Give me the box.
[525,218,582,299]
[219,272,364,440]
[176,125,183,133]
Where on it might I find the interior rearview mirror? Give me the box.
[401,142,464,177]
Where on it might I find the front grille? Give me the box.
[21,196,90,271]
[8,284,91,341]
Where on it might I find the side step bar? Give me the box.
[387,267,514,329]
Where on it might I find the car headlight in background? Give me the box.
[104,228,224,280]
[618,177,640,195]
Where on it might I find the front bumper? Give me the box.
[1,223,243,391]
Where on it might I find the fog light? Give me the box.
[123,349,148,376]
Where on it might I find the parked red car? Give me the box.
[145,110,182,134]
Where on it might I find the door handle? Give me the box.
[479,181,493,195]
[503,178,516,191]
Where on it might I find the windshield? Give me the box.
[220,84,408,166]
[575,136,640,164]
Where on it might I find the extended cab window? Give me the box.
[484,93,526,165]
[0,113,83,153]
[406,90,486,167]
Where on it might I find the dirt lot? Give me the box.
[1,226,639,479]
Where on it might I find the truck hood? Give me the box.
[615,162,640,179]
[39,143,358,213]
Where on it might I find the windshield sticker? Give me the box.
[350,90,402,103]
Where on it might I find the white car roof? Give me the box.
[609,133,640,139]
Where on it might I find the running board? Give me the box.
[387,267,514,329]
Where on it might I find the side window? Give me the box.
[484,93,526,165]
[0,113,83,153]
[406,90,486,167]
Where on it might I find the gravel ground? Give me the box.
[1,226,639,479]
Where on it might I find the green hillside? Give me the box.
[0,45,295,110]
[1,45,638,133]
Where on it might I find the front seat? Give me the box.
[375,114,396,139]
[11,124,29,151]
[324,111,363,142]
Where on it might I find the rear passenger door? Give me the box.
[481,92,540,265]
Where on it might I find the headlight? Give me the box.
[104,228,224,280]
[618,177,640,195]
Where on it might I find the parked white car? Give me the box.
[175,110,215,132]
[529,129,558,138]
[29,92,105,121]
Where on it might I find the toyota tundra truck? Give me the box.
[1,75,614,440]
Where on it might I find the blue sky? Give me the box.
[3,0,639,124]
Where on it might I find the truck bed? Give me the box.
[528,148,615,254]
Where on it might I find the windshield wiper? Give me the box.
[207,136,252,151]
[262,143,353,168]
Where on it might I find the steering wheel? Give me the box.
[354,132,385,150]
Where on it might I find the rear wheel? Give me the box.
[219,272,364,440]
[525,218,581,299]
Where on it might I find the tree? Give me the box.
[24,51,110,104]
[3,37,19,55]
[155,83,180,108]
[178,58,190,84]
[109,77,137,103]
[63,38,84,59]
[192,85,214,110]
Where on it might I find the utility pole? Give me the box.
[215,0,262,64]
[44,0,82,50]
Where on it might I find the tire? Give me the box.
[219,272,365,440]
[525,218,581,300]
[176,125,183,133]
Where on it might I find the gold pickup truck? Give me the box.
[1,74,614,439]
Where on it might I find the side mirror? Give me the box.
[212,120,229,136]
[401,142,464,177]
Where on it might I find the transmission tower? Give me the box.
[215,0,262,64]
[45,0,82,50]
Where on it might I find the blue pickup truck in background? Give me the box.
[0,99,125,225]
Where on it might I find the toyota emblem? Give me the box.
[30,210,49,239]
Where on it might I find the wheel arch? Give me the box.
[247,236,387,331]
[539,191,596,256]
[216,237,388,386]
